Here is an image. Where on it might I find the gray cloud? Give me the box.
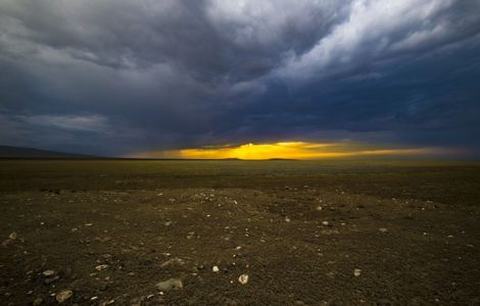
[18,114,110,132]
[0,0,479,157]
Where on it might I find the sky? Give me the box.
[1,0,479,159]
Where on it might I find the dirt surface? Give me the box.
[1,160,479,305]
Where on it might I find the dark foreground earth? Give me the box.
[1,160,479,305]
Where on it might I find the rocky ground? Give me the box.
[0,160,479,305]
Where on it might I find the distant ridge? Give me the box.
[0,146,302,160]
[0,145,97,159]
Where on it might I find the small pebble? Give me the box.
[238,274,249,285]
[354,268,362,277]
[156,278,183,291]
[42,270,55,277]
[95,264,109,271]
[55,290,73,303]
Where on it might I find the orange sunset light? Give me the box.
[133,141,438,160]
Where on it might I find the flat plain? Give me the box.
[1,160,479,305]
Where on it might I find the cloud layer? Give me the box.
[1,0,479,157]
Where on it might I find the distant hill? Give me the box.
[0,145,96,159]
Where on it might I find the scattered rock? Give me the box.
[156,278,183,291]
[379,228,388,233]
[41,269,60,284]
[100,299,115,305]
[354,268,362,277]
[238,274,249,285]
[95,264,109,271]
[322,221,329,226]
[42,270,56,277]
[160,257,185,268]
[55,290,73,303]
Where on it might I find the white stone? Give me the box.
[238,274,249,285]
[42,270,55,277]
[354,268,362,277]
[95,264,109,271]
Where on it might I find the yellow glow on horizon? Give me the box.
[132,141,439,160]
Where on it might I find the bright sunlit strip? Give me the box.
[131,141,443,160]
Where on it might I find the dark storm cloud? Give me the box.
[0,0,479,156]
[0,0,347,80]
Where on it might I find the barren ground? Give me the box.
[1,160,479,305]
